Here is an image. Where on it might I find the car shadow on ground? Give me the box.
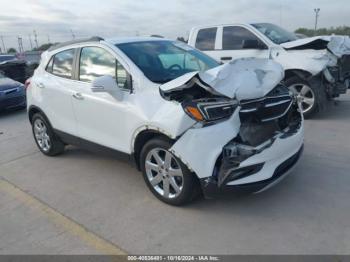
[310,96,350,121]
[0,108,26,119]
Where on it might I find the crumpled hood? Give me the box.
[160,58,284,101]
[281,35,350,58]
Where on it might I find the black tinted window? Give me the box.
[46,57,54,73]
[223,26,261,50]
[52,49,74,79]
[195,28,217,51]
[79,47,116,82]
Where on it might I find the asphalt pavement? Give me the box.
[0,93,349,255]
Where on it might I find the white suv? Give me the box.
[27,37,304,205]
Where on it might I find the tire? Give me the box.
[31,113,65,156]
[285,76,323,119]
[140,137,201,206]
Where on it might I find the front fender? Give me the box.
[170,108,241,179]
[276,50,337,76]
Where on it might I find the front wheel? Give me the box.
[140,137,201,205]
[285,76,321,118]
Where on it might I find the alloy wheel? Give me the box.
[33,119,51,152]
[145,148,184,199]
[288,83,315,114]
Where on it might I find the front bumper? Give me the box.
[200,144,304,198]
[200,117,304,198]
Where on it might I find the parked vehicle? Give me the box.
[188,23,350,117]
[0,59,27,84]
[0,54,17,64]
[0,71,26,111]
[27,37,304,205]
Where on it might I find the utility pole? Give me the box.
[314,8,320,35]
[33,30,39,48]
[17,36,24,53]
[1,35,6,53]
[279,0,283,26]
[28,34,33,50]
[70,29,75,40]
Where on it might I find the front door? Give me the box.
[71,46,133,153]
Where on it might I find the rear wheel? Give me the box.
[285,76,320,118]
[140,137,201,205]
[31,113,65,156]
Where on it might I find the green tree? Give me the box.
[7,48,17,53]
[32,43,56,51]
[295,26,350,37]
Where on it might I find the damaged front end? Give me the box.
[282,35,350,98]
[208,84,303,196]
[322,54,350,98]
[160,58,304,198]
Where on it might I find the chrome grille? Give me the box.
[240,95,293,122]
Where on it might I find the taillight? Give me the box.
[24,78,31,90]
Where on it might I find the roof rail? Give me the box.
[48,36,104,51]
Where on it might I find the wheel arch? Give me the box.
[28,105,45,123]
[284,69,313,81]
[28,106,54,128]
[132,128,175,170]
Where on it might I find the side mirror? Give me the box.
[242,39,266,50]
[91,75,123,100]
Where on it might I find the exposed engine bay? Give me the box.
[216,85,302,187]
[324,54,350,97]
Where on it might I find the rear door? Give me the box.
[36,48,78,136]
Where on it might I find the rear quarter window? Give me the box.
[195,28,217,51]
[47,49,75,79]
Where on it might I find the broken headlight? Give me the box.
[183,99,238,123]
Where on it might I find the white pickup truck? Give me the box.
[188,23,350,117]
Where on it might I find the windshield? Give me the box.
[252,23,298,44]
[116,40,219,84]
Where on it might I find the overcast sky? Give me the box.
[0,0,349,51]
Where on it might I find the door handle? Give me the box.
[72,92,84,100]
[37,82,45,89]
[221,56,232,61]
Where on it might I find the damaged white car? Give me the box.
[27,37,304,205]
[188,23,350,117]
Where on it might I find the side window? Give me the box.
[52,49,74,79]
[195,28,217,51]
[79,47,130,90]
[116,61,129,89]
[79,47,115,83]
[45,57,54,73]
[222,26,262,50]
